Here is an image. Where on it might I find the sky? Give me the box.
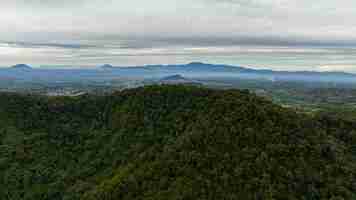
[0,0,355,72]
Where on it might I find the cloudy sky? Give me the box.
[0,0,355,72]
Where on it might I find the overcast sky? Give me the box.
[0,0,355,72]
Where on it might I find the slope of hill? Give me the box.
[0,85,355,200]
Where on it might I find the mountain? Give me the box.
[144,62,249,74]
[184,62,356,76]
[140,62,356,83]
[0,62,355,84]
[161,74,186,80]
[159,74,203,85]
[166,62,356,83]
[100,64,114,70]
[10,64,32,70]
[183,62,239,71]
[1,85,355,200]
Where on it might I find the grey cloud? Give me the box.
[4,41,96,49]
[90,34,356,48]
[3,0,86,9]
[1,0,356,43]
[209,0,268,9]
[0,0,355,72]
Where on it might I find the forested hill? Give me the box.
[1,85,355,200]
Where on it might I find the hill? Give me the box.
[159,74,202,85]
[99,64,114,70]
[160,74,187,81]
[10,64,32,70]
[0,85,355,200]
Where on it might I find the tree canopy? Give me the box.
[0,85,355,200]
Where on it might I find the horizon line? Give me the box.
[1,62,355,75]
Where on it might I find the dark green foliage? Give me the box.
[0,85,355,200]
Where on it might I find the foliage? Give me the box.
[0,85,355,200]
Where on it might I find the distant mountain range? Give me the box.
[2,62,355,75]
[99,62,355,77]
[1,62,355,84]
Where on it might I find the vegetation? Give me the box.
[0,85,355,200]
